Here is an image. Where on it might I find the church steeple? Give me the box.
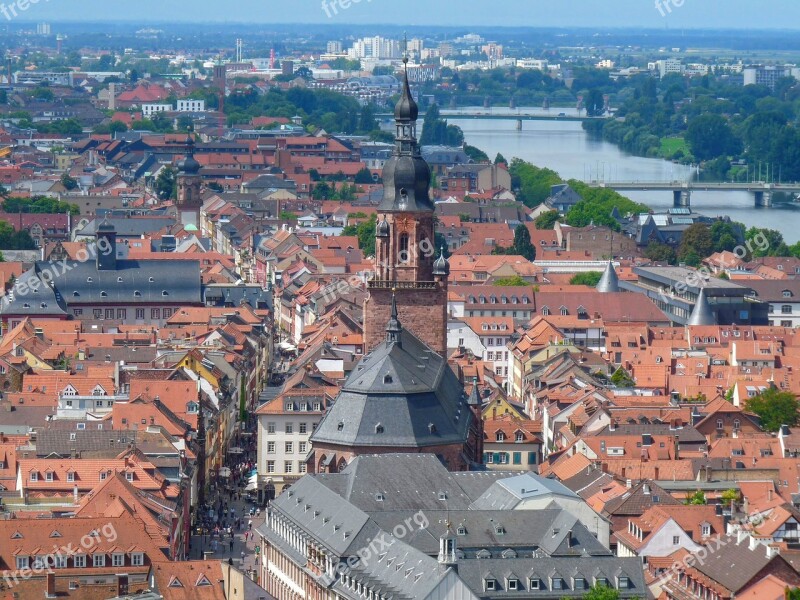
[363,33,448,357]
[378,56,433,213]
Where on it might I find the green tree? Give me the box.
[580,582,620,600]
[509,159,562,207]
[535,210,560,230]
[512,224,536,261]
[494,153,508,166]
[354,168,375,184]
[644,241,677,264]
[570,272,603,286]
[155,166,176,200]
[610,367,635,387]
[60,174,79,191]
[280,210,298,222]
[678,223,713,262]
[685,113,741,161]
[342,214,377,257]
[464,145,488,162]
[745,388,800,432]
[493,275,528,286]
[685,490,707,505]
[584,89,605,117]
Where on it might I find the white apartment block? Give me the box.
[177,99,206,112]
[142,103,172,117]
[255,391,330,500]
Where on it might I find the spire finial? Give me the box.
[402,31,409,65]
[385,288,402,344]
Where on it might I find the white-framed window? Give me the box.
[125,472,134,482]
[285,423,293,434]
[299,423,307,434]
[299,442,307,453]
[54,555,67,569]
[285,442,293,454]
[267,461,275,473]
[299,462,307,473]
[267,442,275,454]
[285,461,293,473]
[16,556,29,569]
[112,553,124,567]
[73,554,86,568]
[267,422,276,434]
[30,472,38,482]
[701,524,711,536]
[45,471,53,482]
[131,553,144,566]
[100,472,108,480]
[93,554,105,567]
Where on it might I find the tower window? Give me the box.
[398,234,410,262]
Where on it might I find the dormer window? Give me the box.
[30,471,38,481]
[148,277,155,282]
[162,290,169,296]
[383,374,393,384]
[100,291,107,297]
[484,579,496,591]
[496,431,505,442]
[134,291,141,297]
[457,526,466,535]
[375,424,384,434]
[86,277,92,283]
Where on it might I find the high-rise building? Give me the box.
[326,40,343,54]
[36,22,51,35]
[347,36,400,60]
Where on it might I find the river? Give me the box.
[449,108,800,243]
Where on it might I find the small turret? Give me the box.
[687,287,716,326]
[433,247,450,277]
[596,261,620,293]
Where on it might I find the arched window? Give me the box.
[398,234,410,262]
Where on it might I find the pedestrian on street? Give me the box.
[248,519,252,530]
[241,551,245,562]
[229,539,234,552]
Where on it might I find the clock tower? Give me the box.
[363,62,449,354]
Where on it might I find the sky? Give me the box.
[9,0,800,29]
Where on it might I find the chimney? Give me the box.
[601,462,608,474]
[566,529,573,547]
[626,478,633,488]
[609,418,617,432]
[654,467,660,480]
[673,435,680,461]
[768,488,773,502]
[46,572,55,598]
[643,483,651,495]
[704,465,712,482]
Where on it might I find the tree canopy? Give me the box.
[745,388,800,432]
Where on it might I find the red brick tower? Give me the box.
[363,62,448,354]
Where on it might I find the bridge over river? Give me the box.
[587,181,800,207]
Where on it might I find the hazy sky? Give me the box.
[12,0,800,29]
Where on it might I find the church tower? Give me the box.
[175,126,202,210]
[363,61,449,354]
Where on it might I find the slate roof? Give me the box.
[457,556,646,598]
[310,324,472,448]
[691,534,778,593]
[36,429,138,458]
[76,217,175,237]
[1,259,202,316]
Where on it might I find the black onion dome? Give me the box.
[376,217,390,237]
[394,72,418,122]
[176,154,201,175]
[433,249,449,276]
